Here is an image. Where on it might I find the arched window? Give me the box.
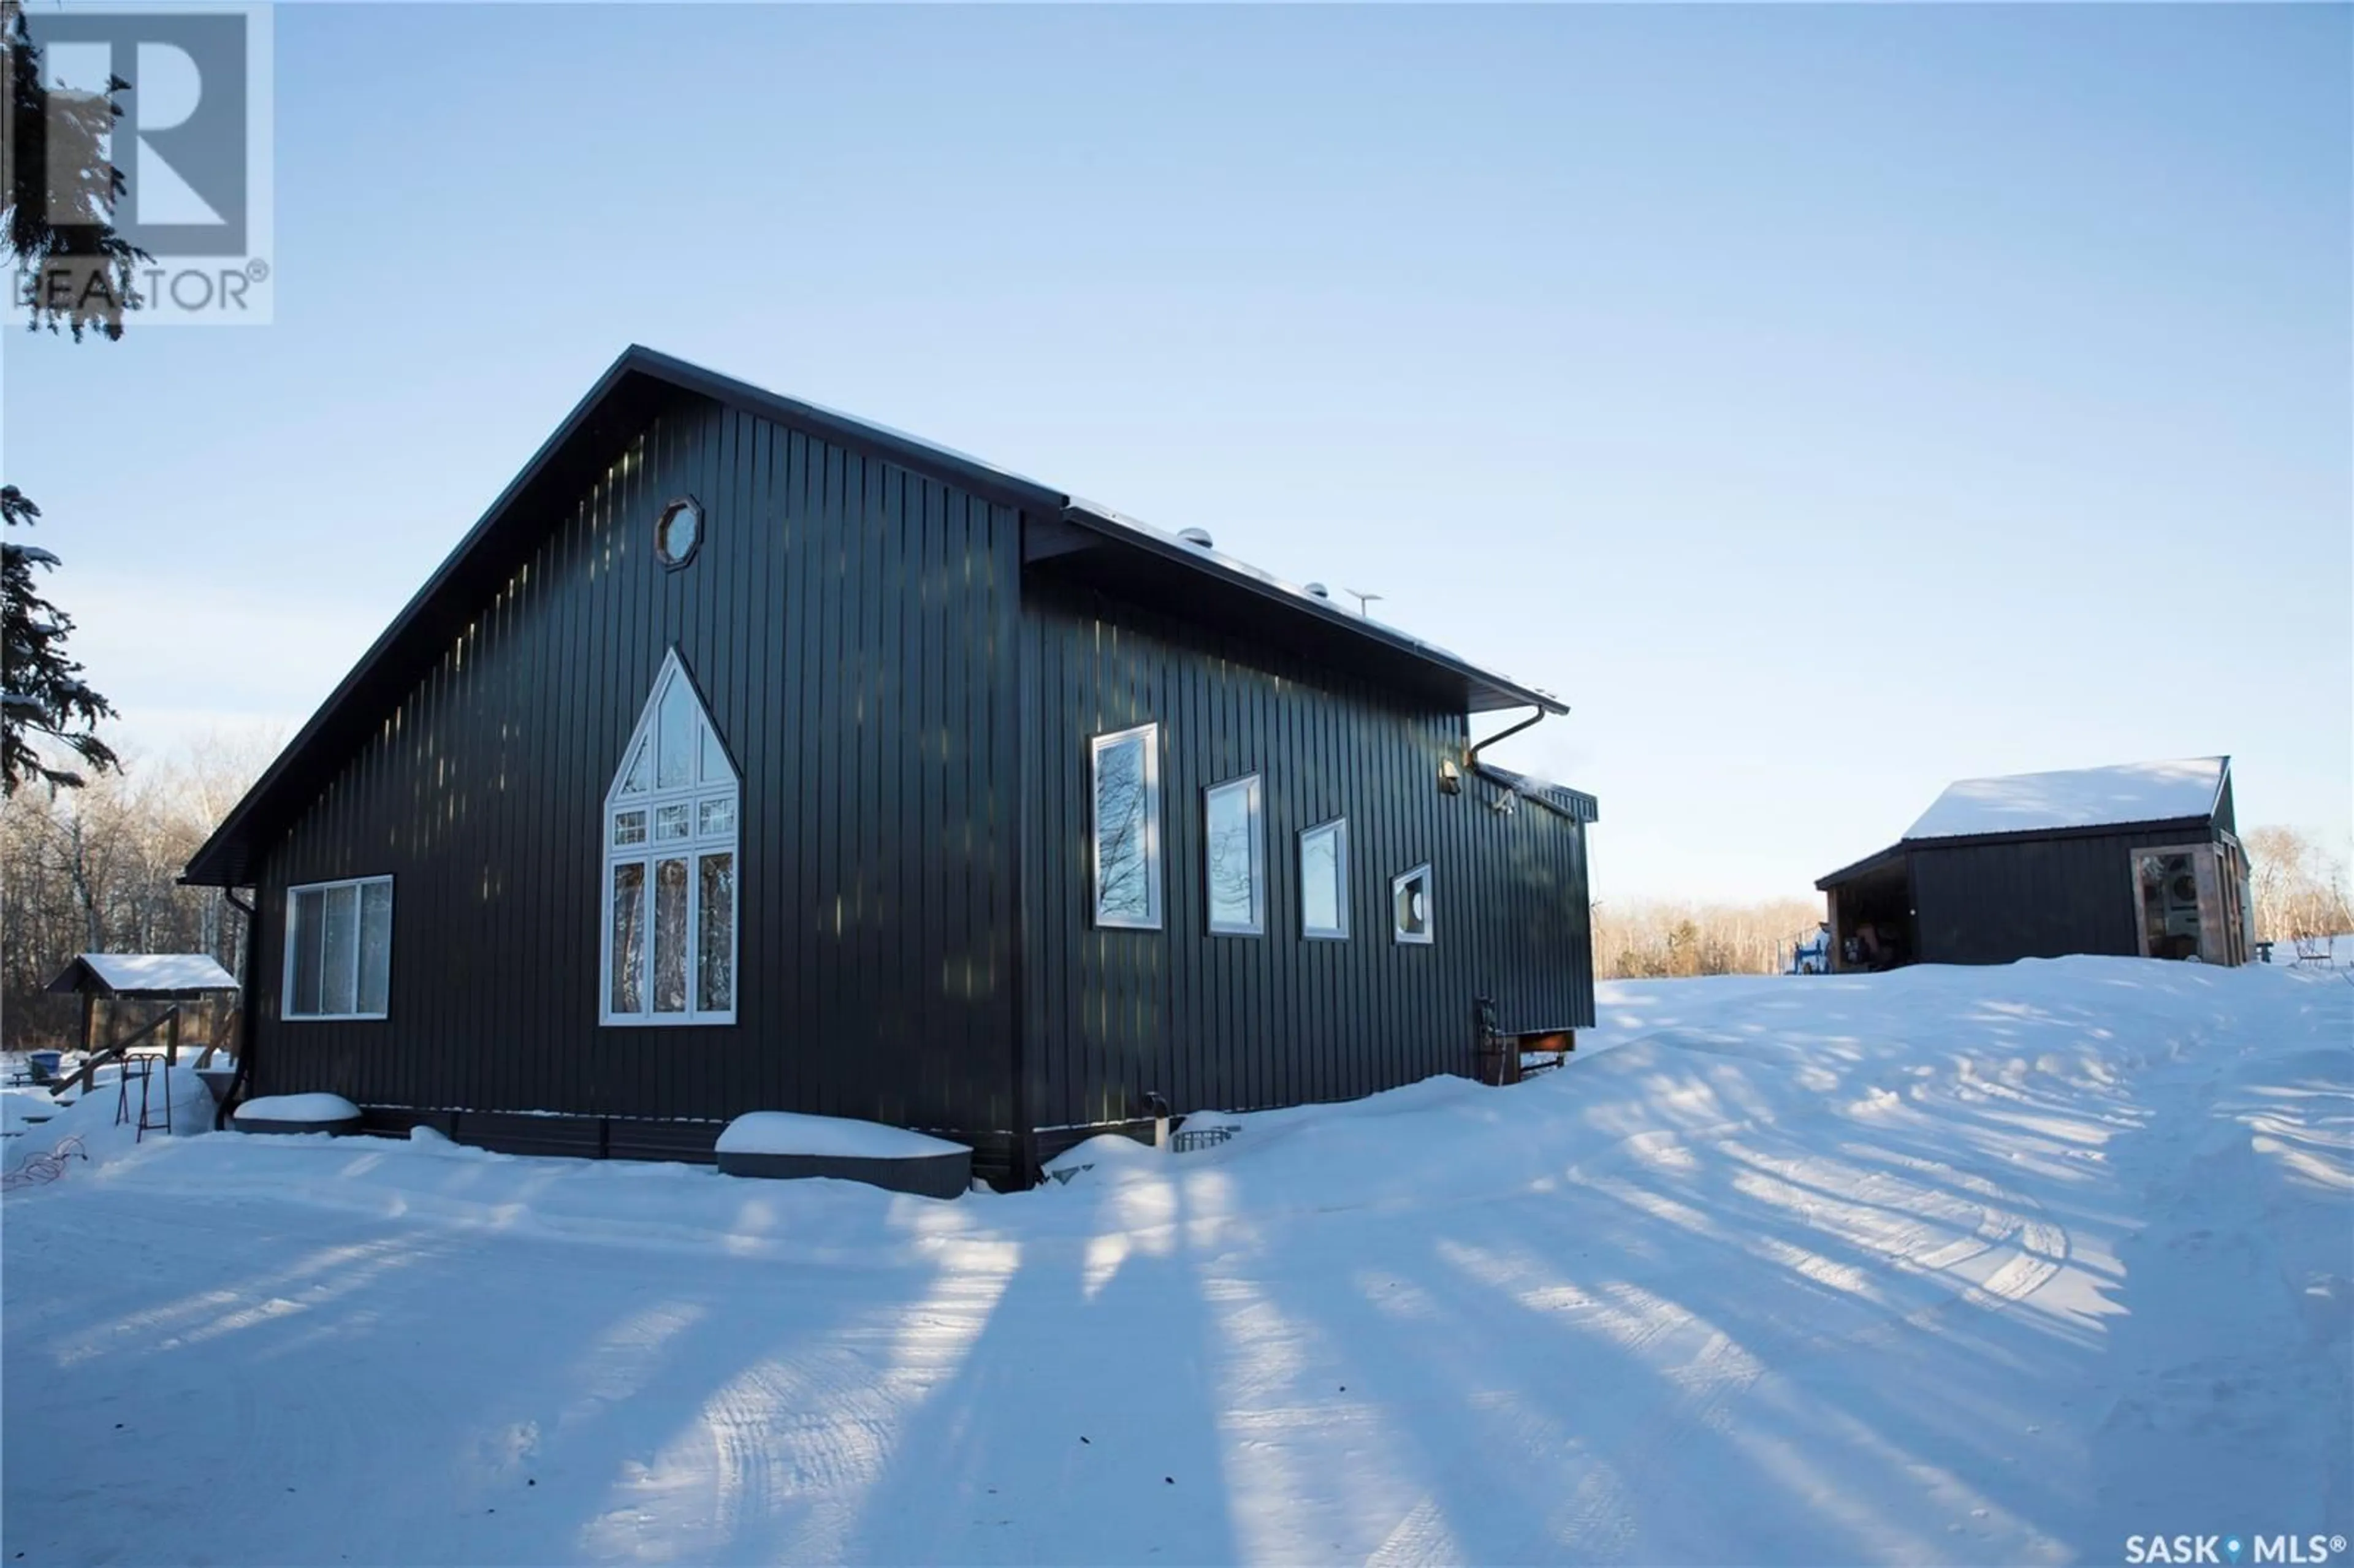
[602,651,739,1025]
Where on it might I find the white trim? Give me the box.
[1300,816,1350,940]
[1392,862,1433,945]
[1205,773,1266,937]
[600,649,739,1026]
[281,874,394,1021]
[1090,721,1164,931]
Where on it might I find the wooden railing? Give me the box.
[53,1005,184,1100]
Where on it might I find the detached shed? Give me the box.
[1816,757,2251,970]
[44,953,242,1062]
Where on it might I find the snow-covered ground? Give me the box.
[4,959,2348,1566]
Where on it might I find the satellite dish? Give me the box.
[1305,582,1330,599]
[1176,527,1215,549]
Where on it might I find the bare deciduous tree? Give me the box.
[2245,826,2353,943]
[1,731,276,1048]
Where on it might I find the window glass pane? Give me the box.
[657,676,693,789]
[699,721,729,785]
[653,858,689,1012]
[612,809,647,847]
[357,881,392,1014]
[1094,730,1157,926]
[619,740,650,796]
[698,853,736,1013]
[610,863,646,1014]
[1302,820,1347,937]
[1393,866,1432,943]
[698,797,736,839]
[321,884,360,1015]
[291,888,326,1016]
[1206,776,1262,934]
[655,803,693,841]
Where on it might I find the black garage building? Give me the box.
[184,346,1598,1186]
[1816,756,2250,972]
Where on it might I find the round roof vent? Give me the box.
[1176,527,1215,550]
[1305,582,1331,599]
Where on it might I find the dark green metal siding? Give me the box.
[1018,576,1593,1140]
[1908,820,2227,966]
[252,400,1023,1140]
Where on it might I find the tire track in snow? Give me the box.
[1542,1141,2072,1559]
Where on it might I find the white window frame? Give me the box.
[281,874,394,1021]
[1204,773,1267,937]
[601,649,740,1027]
[1300,816,1350,940]
[1091,721,1164,931]
[1392,862,1434,945]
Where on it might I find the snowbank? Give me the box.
[2,1062,216,1179]
[3,958,2346,1567]
[715,1110,965,1159]
[232,1092,360,1124]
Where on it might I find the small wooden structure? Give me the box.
[43,953,242,1076]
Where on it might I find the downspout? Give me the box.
[215,886,259,1129]
[1466,706,1547,768]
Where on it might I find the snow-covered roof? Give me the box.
[48,953,240,995]
[1905,757,2229,841]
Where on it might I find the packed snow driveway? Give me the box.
[5,959,2348,1566]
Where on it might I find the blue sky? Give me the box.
[4,2,2347,900]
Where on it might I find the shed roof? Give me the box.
[185,346,1569,888]
[1816,756,2233,891]
[1905,757,2229,840]
[45,953,240,997]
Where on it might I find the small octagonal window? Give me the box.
[654,497,703,568]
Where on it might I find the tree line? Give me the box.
[2,734,275,1049]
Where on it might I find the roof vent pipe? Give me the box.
[1176,528,1215,550]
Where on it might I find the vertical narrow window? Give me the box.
[652,858,689,1012]
[357,881,394,1014]
[1091,722,1162,930]
[320,885,359,1016]
[282,876,394,1020]
[1392,863,1433,945]
[290,887,326,1016]
[698,853,736,1012]
[1205,774,1265,936]
[603,650,739,1025]
[1301,817,1349,940]
[609,864,646,1014]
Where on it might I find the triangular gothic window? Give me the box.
[601,650,739,1025]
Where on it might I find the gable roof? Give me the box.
[46,953,240,996]
[1816,756,2232,891]
[185,346,1567,887]
[1904,756,2230,840]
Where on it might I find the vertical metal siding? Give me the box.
[1019,575,1593,1136]
[1910,821,2228,965]
[254,400,1022,1138]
